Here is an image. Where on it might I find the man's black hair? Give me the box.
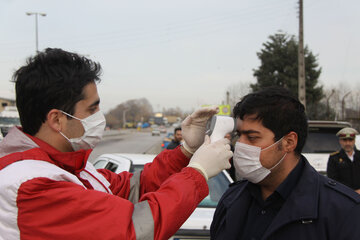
[12,48,102,135]
[174,127,182,134]
[233,86,308,155]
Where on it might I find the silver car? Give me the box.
[93,153,233,239]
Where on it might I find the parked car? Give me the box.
[161,132,174,149]
[159,125,167,134]
[172,122,181,128]
[303,120,352,175]
[0,106,20,137]
[151,124,160,136]
[93,153,233,239]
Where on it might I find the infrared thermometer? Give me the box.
[206,115,236,142]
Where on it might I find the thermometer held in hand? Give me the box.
[206,116,236,142]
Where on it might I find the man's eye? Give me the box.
[89,108,97,114]
[248,136,257,141]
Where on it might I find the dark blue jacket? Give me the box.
[210,156,360,240]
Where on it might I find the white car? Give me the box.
[151,124,161,136]
[303,120,352,175]
[93,153,233,239]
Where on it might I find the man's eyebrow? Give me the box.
[89,99,100,108]
[238,130,261,135]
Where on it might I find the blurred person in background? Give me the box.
[327,127,360,193]
[167,127,182,149]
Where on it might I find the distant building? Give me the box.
[0,97,16,112]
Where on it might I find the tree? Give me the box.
[252,32,324,119]
[105,98,153,129]
[162,107,184,117]
[323,83,360,129]
[225,81,252,112]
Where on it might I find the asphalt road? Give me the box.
[88,128,166,163]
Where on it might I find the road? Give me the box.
[88,129,166,163]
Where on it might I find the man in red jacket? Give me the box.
[0,48,232,239]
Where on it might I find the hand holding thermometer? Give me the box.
[206,115,236,142]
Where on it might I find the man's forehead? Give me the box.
[235,115,277,136]
[74,83,100,112]
[236,115,262,129]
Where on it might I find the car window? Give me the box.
[95,161,119,172]
[105,162,119,172]
[302,127,341,153]
[93,160,108,169]
[199,172,230,208]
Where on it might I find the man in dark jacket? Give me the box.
[210,87,360,240]
[167,127,182,149]
[327,127,360,193]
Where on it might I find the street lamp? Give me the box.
[123,108,129,129]
[26,12,47,53]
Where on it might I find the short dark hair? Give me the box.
[12,48,102,135]
[174,127,182,134]
[233,86,308,155]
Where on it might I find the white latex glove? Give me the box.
[181,106,219,154]
[188,135,233,181]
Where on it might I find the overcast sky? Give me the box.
[1,0,359,113]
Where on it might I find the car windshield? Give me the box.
[302,127,341,153]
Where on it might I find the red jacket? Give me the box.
[0,127,208,240]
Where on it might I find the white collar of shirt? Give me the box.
[348,151,355,162]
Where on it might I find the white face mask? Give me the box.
[59,110,106,151]
[233,137,286,183]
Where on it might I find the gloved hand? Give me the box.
[187,135,233,181]
[181,106,218,154]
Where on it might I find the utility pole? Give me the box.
[342,91,351,120]
[298,0,306,108]
[26,12,47,53]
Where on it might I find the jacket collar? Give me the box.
[0,126,91,174]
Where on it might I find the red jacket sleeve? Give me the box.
[16,151,208,239]
[99,146,190,196]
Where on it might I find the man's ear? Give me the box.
[283,131,298,152]
[46,109,65,132]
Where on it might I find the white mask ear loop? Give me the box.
[261,137,284,152]
[61,110,82,121]
[262,137,286,171]
[59,131,71,141]
[269,153,287,171]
